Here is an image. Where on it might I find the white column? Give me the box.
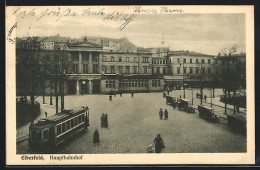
[79,51,82,73]
[89,80,93,94]
[89,52,93,73]
[76,80,80,95]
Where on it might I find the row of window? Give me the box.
[177,58,211,64]
[152,59,168,64]
[152,80,161,87]
[102,66,142,74]
[57,114,85,136]
[176,67,212,74]
[102,56,150,63]
[152,67,168,74]
[119,79,148,88]
[106,79,161,88]
[106,80,116,88]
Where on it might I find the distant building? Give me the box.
[167,50,215,89]
[16,36,228,96]
[213,53,246,89]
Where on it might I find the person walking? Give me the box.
[93,129,100,146]
[101,113,105,128]
[154,134,165,153]
[104,114,108,128]
[204,95,207,101]
[173,100,176,109]
[45,112,48,117]
[164,109,168,120]
[159,108,163,120]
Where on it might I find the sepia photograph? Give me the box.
[6,5,254,165]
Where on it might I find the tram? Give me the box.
[29,107,90,152]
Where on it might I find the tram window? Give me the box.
[71,119,75,127]
[67,121,71,129]
[78,116,81,123]
[32,130,42,141]
[82,115,85,121]
[57,125,62,135]
[43,129,49,140]
[62,123,66,132]
[75,117,78,125]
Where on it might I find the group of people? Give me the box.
[196,93,207,101]
[159,108,168,120]
[101,113,108,128]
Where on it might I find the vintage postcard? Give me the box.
[6,5,255,165]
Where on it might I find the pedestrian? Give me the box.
[104,114,108,128]
[204,95,207,101]
[163,91,166,97]
[159,108,163,120]
[154,134,165,153]
[45,112,48,117]
[173,101,176,109]
[164,109,168,120]
[146,144,154,153]
[109,95,112,101]
[93,129,100,146]
[101,113,105,128]
[196,92,199,98]
[131,92,134,97]
[236,105,240,113]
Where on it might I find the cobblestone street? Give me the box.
[17,89,246,154]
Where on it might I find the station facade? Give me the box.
[16,36,224,96]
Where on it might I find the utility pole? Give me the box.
[181,59,185,98]
[211,89,213,107]
[192,88,193,105]
[200,63,203,105]
[224,89,227,114]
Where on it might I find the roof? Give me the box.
[180,98,191,102]
[68,41,102,48]
[37,107,85,123]
[169,51,214,57]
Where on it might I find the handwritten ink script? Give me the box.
[8,6,185,43]
[103,11,137,30]
[7,22,17,44]
[133,6,184,14]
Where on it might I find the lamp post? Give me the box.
[211,89,213,107]
[192,87,193,105]
[180,59,185,98]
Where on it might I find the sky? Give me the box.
[14,6,246,55]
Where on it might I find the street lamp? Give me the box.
[191,87,193,105]
[184,83,187,99]
[211,89,213,107]
[180,60,185,98]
